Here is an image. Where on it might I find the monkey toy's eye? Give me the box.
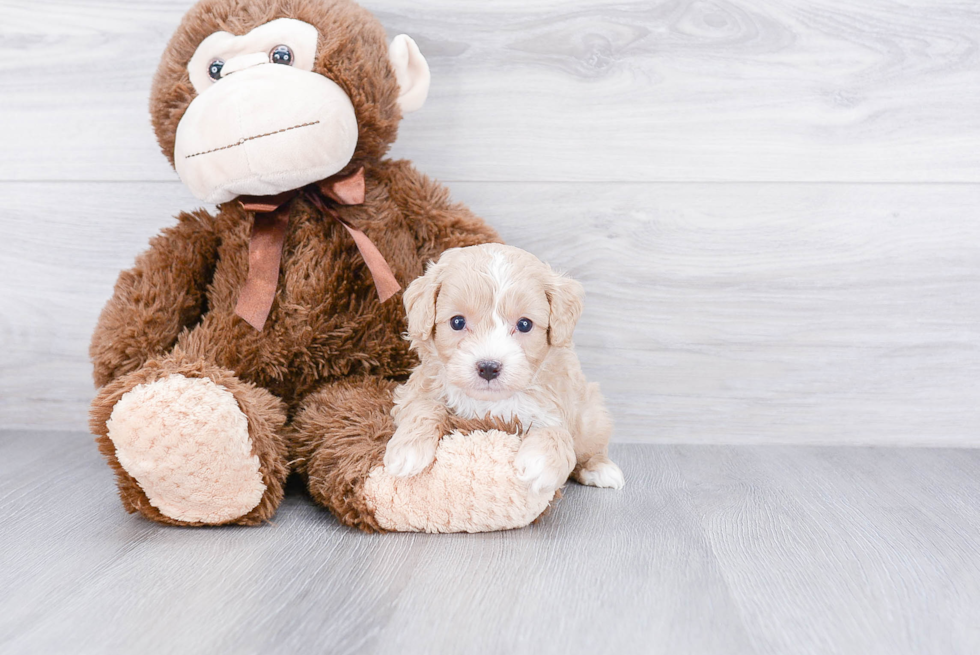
[450,316,466,331]
[516,318,533,333]
[270,45,294,65]
[208,59,224,81]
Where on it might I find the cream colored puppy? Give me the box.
[383,243,624,494]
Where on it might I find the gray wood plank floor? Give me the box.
[2,431,978,655]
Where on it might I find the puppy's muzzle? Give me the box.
[477,360,502,381]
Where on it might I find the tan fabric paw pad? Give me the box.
[363,430,555,533]
[106,374,266,524]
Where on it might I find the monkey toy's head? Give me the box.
[150,0,430,204]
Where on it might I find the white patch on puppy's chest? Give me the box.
[443,382,561,429]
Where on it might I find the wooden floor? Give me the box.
[2,431,978,655]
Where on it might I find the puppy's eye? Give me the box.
[208,59,224,81]
[270,45,294,65]
[450,315,466,331]
[516,318,533,333]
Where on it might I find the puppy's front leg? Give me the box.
[384,396,447,478]
[515,427,577,495]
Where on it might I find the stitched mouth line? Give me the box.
[184,120,320,159]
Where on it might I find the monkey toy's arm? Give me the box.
[382,160,502,260]
[90,210,220,387]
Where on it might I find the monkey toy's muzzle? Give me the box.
[174,64,359,204]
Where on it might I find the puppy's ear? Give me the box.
[546,274,585,348]
[404,264,441,342]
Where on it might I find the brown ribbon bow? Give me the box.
[234,167,401,331]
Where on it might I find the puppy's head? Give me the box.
[404,244,584,401]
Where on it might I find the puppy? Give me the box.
[383,243,624,494]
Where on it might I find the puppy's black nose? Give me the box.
[477,360,502,381]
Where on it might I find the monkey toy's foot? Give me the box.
[91,361,288,526]
[292,378,560,533]
[364,429,560,533]
[107,374,263,523]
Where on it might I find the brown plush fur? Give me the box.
[91,0,499,527]
[290,377,395,532]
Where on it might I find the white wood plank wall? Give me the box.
[1,0,978,443]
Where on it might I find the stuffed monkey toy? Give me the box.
[89,0,558,532]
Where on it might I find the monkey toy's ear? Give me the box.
[389,34,431,113]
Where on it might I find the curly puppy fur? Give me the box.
[90,0,498,527]
[386,244,625,494]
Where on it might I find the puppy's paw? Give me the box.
[514,438,575,495]
[574,458,625,489]
[383,432,438,478]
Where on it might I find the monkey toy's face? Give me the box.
[151,0,430,204]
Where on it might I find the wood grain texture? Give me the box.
[1,0,978,182]
[2,0,979,444]
[1,432,979,655]
[676,447,980,654]
[1,181,978,444]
